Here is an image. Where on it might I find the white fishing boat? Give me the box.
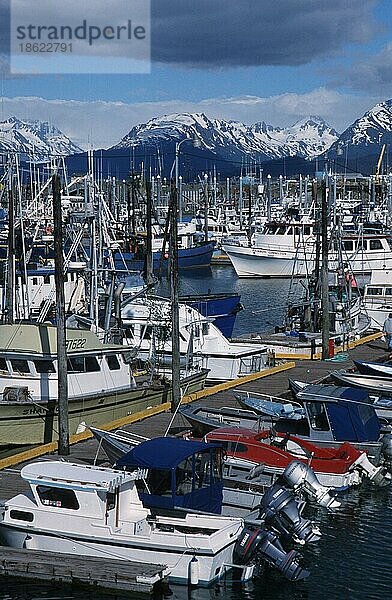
[0,322,206,445]
[223,221,392,278]
[362,269,392,330]
[121,296,269,382]
[0,461,253,586]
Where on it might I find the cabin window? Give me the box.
[142,469,172,496]
[194,452,213,488]
[277,227,286,235]
[343,240,353,251]
[32,277,38,286]
[202,322,209,335]
[367,287,383,296]
[286,227,293,234]
[369,239,382,250]
[304,226,311,236]
[43,275,50,284]
[307,402,329,431]
[10,510,34,522]
[357,240,367,251]
[385,288,392,296]
[67,356,100,373]
[37,486,80,510]
[10,359,30,374]
[213,440,248,454]
[0,358,7,371]
[176,457,194,495]
[106,492,116,512]
[34,360,55,373]
[106,355,121,370]
[358,403,375,426]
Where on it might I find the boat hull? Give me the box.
[115,242,216,272]
[223,244,392,279]
[0,525,236,586]
[0,371,207,446]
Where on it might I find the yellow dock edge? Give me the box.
[0,361,295,471]
[274,331,383,360]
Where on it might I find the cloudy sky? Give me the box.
[0,0,391,148]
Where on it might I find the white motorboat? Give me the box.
[223,221,392,278]
[0,461,253,586]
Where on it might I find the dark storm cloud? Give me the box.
[331,44,392,94]
[151,0,380,68]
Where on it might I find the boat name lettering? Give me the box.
[66,338,87,351]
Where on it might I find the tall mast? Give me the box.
[169,180,181,413]
[320,178,330,359]
[5,162,15,324]
[53,174,69,456]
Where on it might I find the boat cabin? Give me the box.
[117,437,224,514]
[279,385,381,444]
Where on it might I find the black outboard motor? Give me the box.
[259,483,321,544]
[282,461,340,509]
[233,527,309,581]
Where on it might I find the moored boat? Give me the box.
[0,322,207,445]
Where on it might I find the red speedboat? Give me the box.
[204,427,387,489]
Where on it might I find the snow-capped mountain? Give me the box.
[0,117,82,159]
[112,113,339,161]
[327,99,392,157]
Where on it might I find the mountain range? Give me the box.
[0,117,82,160]
[2,99,392,177]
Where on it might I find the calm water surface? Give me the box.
[1,266,391,600]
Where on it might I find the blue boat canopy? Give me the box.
[117,437,219,470]
[116,437,224,514]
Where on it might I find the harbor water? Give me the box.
[1,266,391,600]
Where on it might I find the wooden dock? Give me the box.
[0,546,168,596]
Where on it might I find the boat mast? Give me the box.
[169,180,181,413]
[319,178,330,359]
[5,160,15,324]
[145,180,154,286]
[53,173,69,456]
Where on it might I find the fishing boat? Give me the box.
[121,296,268,382]
[223,220,392,279]
[0,460,263,586]
[0,322,207,445]
[203,427,388,489]
[179,292,243,338]
[114,222,216,272]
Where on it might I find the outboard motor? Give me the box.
[283,461,340,510]
[381,433,392,472]
[233,527,309,581]
[350,452,391,487]
[259,483,321,544]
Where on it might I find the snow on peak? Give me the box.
[0,117,82,159]
[113,112,339,160]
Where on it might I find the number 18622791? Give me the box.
[19,42,73,53]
